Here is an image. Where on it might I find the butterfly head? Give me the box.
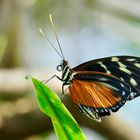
[56,59,68,72]
[56,59,73,84]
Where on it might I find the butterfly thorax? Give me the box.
[57,60,74,85]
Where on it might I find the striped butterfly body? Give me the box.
[43,15,140,122]
[58,56,140,122]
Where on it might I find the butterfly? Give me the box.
[57,56,140,122]
[42,15,140,122]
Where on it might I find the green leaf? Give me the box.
[32,78,86,140]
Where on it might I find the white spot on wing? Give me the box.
[120,77,124,81]
[101,109,104,112]
[99,77,108,81]
[118,61,132,74]
[130,78,137,86]
[111,57,119,62]
[95,109,99,112]
[105,108,108,112]
[133,92,137,96]
[122,91,126,96]
[118,62,126,68]
[134,63,140,68]
[113,107,116,110]
[116,105,119,108]
[98,61,111,74]
[127,58,135,62]
[119,67,131,75]
[120,83,125,87]
[129,92,135,99]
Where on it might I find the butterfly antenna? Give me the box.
[49,14,65,59]
[39,28,63,59]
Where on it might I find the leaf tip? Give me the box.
[31,77,42,87]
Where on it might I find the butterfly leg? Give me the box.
[42,75,63,83]
[60,84,67,100]
[62,84,65,95]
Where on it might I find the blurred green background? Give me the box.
[0,0,140,140]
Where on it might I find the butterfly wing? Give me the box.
[69,71,131,122]
[73,56,140,100]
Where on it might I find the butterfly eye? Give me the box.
[57,65,63,71]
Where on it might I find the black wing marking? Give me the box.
[73,56,140,100]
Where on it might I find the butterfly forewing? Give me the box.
[73,56,140,100]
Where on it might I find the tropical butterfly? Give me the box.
[41,15,140,122]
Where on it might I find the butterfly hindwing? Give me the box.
[73,56,140,100]
[69,71,131,121]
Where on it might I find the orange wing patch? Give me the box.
[69,80,121,109]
